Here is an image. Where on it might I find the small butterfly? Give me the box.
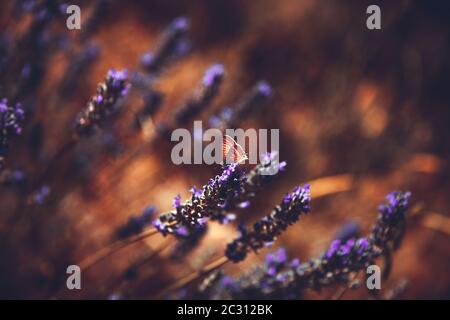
[222,135,248,164]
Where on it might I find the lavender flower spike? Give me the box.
[173,64,225,124]
[75,69,130,136]
[152,163,245,236]
[210,80,272,130]
[1,98,25,170]
[370,191,412,252]
[226,184,311,262]
[141,16,191,74]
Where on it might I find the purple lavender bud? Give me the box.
[173,194,181,209]
[282,192,292,205]
[257,81,272,97]
[189,186,202,198]
[140,52,154,67]
[266,266,277,277]
[237,201,250,208]
[326,240,341,259]
[172,16,190,32]
[222,213,236,225]
[276,248,287,264]
[33,185,50,205]
[221,276,235,289]
[176,226,189,237]
[202,64,225,87]
[290,258,300,268]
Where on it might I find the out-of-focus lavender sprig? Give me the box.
[370,191,411,278]
[170,223,209,261]
[0,33,11,77]
[75,69,130,136]
[0,98,25,170]
[0,168,27,189]
[58,44,101,98]
[116,206,156,239]
[140,16,191,76]
[172,64,225,125]
[31,184,51,205]
[133,91,164,130]
[130,17,190,130]
[152,163,245,236]
[209,81,272,130]
[370,191,411,251]
[79,0,112,42]
[13,0,39,18]
[225,184,311,263]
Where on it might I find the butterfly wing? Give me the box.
[222,135,248,164]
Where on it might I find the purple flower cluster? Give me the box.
[0,98,25,170]
[225,185,310,262]
[152,163,245,236]
[75,69,130,136]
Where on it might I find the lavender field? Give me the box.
[0,0,449,300]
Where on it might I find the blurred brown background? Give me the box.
[0,0,449,299]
